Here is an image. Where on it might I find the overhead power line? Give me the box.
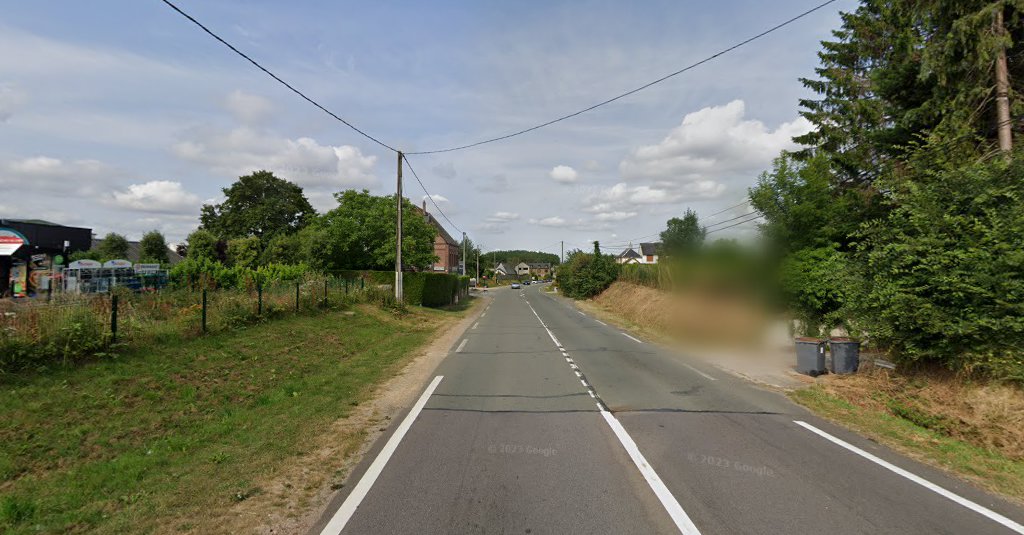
[402,154,463,235]
[704,210,759,229]
[699,199,750,222]
[159,0,398,153]
[406,0,839,155]
[706,214,762,234]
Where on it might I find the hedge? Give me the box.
[329,270,467,308]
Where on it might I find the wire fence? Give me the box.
[0,275,382,375]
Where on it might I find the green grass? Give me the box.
[0,303,464,533]
[792,386,1024,502]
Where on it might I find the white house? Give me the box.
[515,262,531,276]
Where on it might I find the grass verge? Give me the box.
[0,303,467,533]
[791,373,1024,504]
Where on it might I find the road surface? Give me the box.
[311,284,1024,534]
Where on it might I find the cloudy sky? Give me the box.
[0,0,852,255]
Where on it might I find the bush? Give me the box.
[778,245,849,336]
[851,156,1024,379]
[558,242,619,299]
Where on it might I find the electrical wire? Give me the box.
[699,199,750,222]
[706,214,762,234]
[703,210,759,228]
[159,0,398,153]
[405,0,839,155]
[402,154,463,235]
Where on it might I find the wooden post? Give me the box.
[201,289,207,333]
[395,151,404,302]
[995,7,1013,155]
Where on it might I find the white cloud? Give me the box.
[487,211,520,222]
[620,100,811,181]
[0,156,116,195]
[172,126,378,195]
[529,216,572,228]
[421,193,456,214]
[549,165,580,183]
[224,90,273,124]
[594,211,637,222]
[110,180,201,214]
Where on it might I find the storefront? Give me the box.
[0,219,92,298]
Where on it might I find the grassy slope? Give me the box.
[0,304,463,533]
[792,384,1024,503]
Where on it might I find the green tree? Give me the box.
[97,233,129,260]
[139,230,169,264]
[200,170,315,245]
[185,229,221,262]
[227,236,261,269]
[305,189,437,271]
[660,210,705,255]
[258,232,304,265]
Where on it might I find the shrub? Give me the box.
[851,156,1024,379]
[558,242,619,299]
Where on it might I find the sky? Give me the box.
[0,0,854,256]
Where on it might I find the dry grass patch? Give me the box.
[590,281,769,347]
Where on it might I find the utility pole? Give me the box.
[476,249,479,282]
[461,232,467,276]
[395,151,404,301]
[560,240,564,264]
[995,7,1013,155]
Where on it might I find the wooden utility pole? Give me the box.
[560,241,564,264]
[462,232,467,276]
[475,249,479,282]
[995,7,1013,155]
[395,151,404,301]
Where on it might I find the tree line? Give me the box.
[747,0,1024,380]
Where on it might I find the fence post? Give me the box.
[323,280,328,306]
[201,289,207,333]
[110,295,119,343]
[345,279,349,295]
[257,284,263,315]
[361,278,364,290]
[295,282,300,312]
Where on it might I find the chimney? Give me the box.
[422,200,427,212]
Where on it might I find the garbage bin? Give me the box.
[795,337,826,376]
[829,337,860,374]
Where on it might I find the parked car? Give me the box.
[511,282,521,289]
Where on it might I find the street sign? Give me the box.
[0,228,27,256]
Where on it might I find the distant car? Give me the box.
[523,280,530,285]
[511,282,521,289]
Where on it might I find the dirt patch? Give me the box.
[590,282,769,348]
[185,296,489,535]
[816,366,1024,460]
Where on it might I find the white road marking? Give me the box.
[576,310,585,316]
[622,333,643,344]
[319,376,444,535]
[524,297,701,535]
[455,339,468,353]
[680,362,716,381]
[602,411,703,534]
[794,420,1024,534]
[472,322,479,330]
[481,312,487,317]
[594,319,607,326]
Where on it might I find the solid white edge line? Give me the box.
[320,376,444,535]
[622,333,643,344]
[602,411,702,535]
[526,293,701,534]
[455,339,468,353]
[680,362,716,381]
[794,420,1024,534]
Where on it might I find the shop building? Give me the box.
[0,219,92,297]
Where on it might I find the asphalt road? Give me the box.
[311,284,1024,535]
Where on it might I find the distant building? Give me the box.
[494,262,513,277]
[515,262,531,276]
[639,242,662,264]
[527,262,552,278]
[0,219,92,297]
[616,246,643,264]
[417,201,460,273]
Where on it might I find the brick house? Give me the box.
[419,201,460,273]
